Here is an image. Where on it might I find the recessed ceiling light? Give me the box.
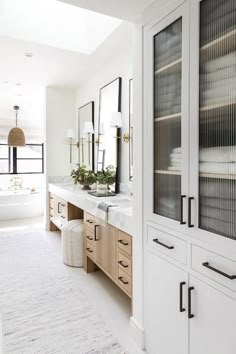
[16,83,22,86]
[25,52,34,58]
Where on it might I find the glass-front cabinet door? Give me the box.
[145,2,189,228]
[190,0,236,244]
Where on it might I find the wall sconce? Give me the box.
[83,122,94,165]
[66,128,79,164]
[110,112,130,143]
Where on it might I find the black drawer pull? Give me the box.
[153,238,174,250]
[86,220,93,224]
[179,282,186,312]
[61,203,65,207]
[118,276,128,285]
[86,236,93,241]
[58,202,61,213]
[118,260,128,268]
[188,286,194,319]
[50,206,53,210]
[94,225,99,241]
[188,197,194,228]
[86,248,93,253]
[118,240,128,246]
[202,262,236,280]
[180,195,186,225]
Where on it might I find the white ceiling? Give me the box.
[0,0,121,54]
[58,0,155,21]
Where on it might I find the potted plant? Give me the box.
[71,164,96,190]
[96,165,116,195]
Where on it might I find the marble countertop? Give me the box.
[48,183,133,235]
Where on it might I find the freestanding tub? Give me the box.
[0,189,44,220]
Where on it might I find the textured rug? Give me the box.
[0,232,123,354]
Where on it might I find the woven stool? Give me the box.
[62,219,84,267]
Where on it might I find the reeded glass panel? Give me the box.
[154,18,182,221]
[199,0,236,239]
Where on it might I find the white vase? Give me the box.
[97,183,108,195]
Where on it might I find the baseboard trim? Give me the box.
[130,317,145,351]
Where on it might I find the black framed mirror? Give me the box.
[97,77,122,194]
[78,101,95,171]
[129,79,133,181]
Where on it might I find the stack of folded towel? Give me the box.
[200,52,236,107]
[155,197,180,220]
[200,0,236,46]
[199,179,236,239]
[168,146,236,175]
[155,70,181,117]
[168,147,181,171]
[154,18,182,70]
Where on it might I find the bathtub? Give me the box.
[0,189,44,220]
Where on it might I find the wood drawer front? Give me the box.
[86,228,94,243]
[118,252,132,277]
[118,231,132,256]
[85,213,95,230]
[86,241,95,261]
[118,268,132,297]
[192,245,236,292]
[147,226,187,264]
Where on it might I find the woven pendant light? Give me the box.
[8,106,25,147]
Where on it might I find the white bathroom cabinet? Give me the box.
[143,0,236,352]
[145,250,236,354]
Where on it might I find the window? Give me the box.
[0,143,44,174]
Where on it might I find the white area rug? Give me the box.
[0,232,123,354]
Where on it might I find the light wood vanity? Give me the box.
[84,212,132,298]
[48,191,133,298]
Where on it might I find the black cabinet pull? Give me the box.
[153,238,174,250]
[202,262,236,280]
[118,260,128,268]
[86,220,93,224]
[188,197,194,228]
[58,202,61,214]
[188,286,194,319]
[94,225,99,241]
[86,236,93,241]
[86,247,93,253]
[118,240,129,246]
[118,276,128,285]
[180,195,186,225]
[179,282,186,312]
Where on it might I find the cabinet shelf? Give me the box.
[155,58,182,75]
[200,173,236,180]
[155,170,181,175]
[200,29,236,60]
[155,112,181,122]
[200,100,236,112]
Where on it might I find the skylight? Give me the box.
[0,0,122,54]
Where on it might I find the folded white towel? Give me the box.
[96,202,117,222]
[200,162,236,174]
[200,146,236,163]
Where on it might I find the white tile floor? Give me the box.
[0,217,141,354]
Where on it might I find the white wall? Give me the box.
[46,87,77,177]
[76,23,133,187]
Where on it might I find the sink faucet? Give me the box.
[9,177,23,190]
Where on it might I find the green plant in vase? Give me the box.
[96,165,116,194]
[71,164,96,190]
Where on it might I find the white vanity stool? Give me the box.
[62,219,84,267]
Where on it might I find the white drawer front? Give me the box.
[147,226,187,264]
[192,245,236,292]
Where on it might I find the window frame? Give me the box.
[0,143,44,175]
